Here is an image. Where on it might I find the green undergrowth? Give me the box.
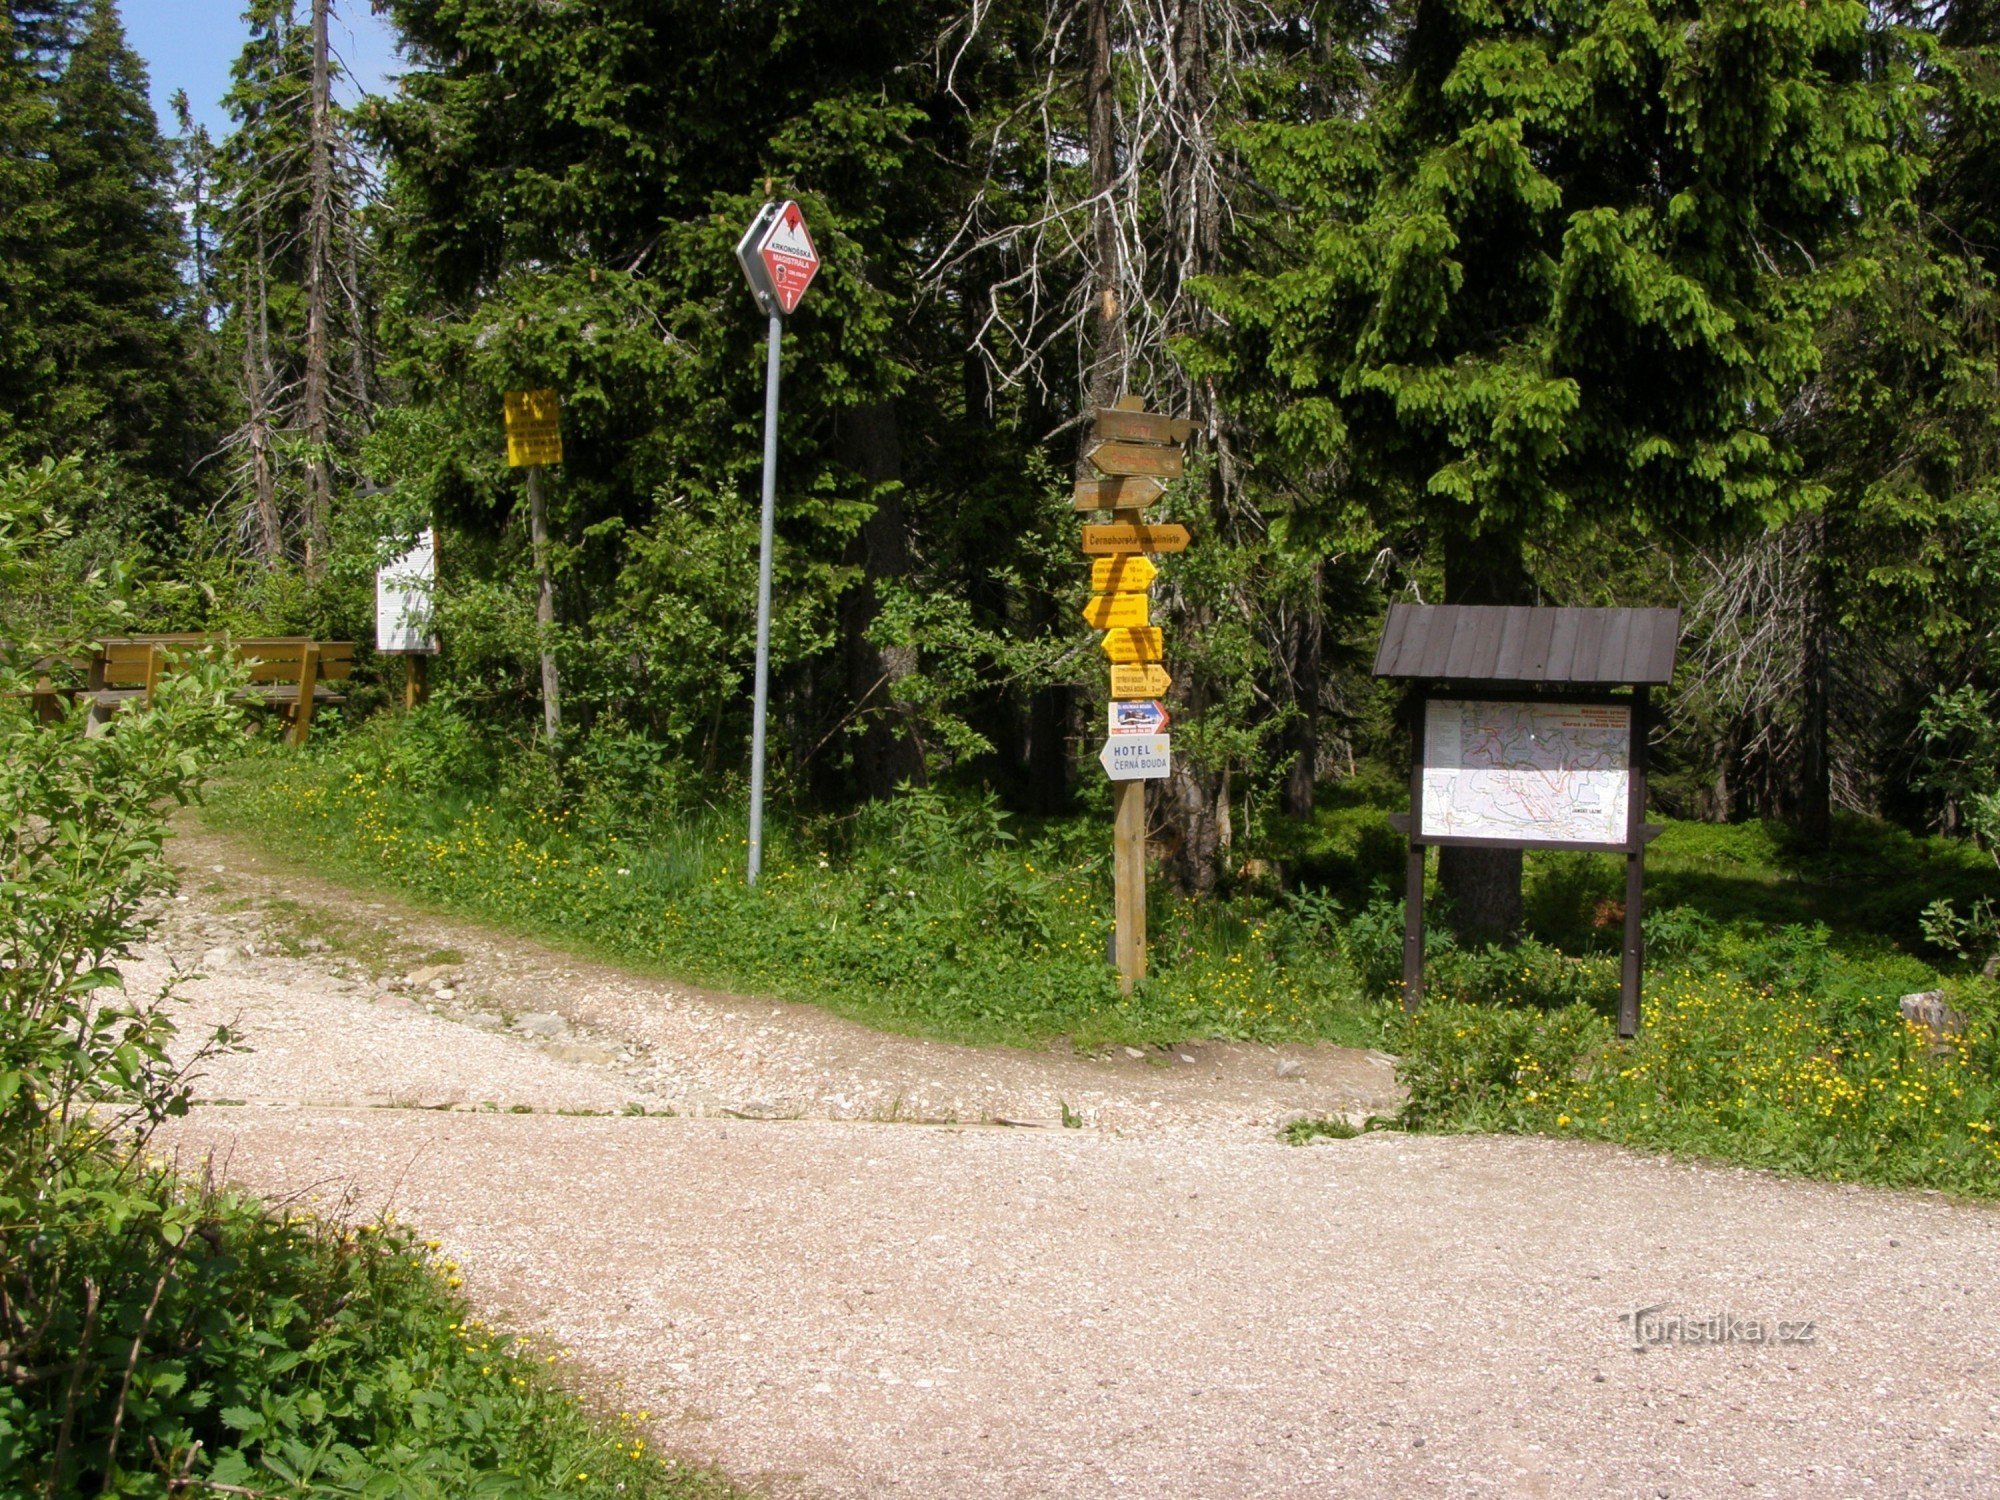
[12,1149,738,1498]
[206,742,1389,1052]
[1393,972,2000,1196]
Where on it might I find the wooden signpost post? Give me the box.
[1078,397,1195,994]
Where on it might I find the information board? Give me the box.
[1419,698,1631,848]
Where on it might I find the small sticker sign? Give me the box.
[1099,733,1171,781]
[504,389,563,467]
[1109,699,1170,736]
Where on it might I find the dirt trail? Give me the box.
[159,822,1398,1130]
[155,824,2000,1499]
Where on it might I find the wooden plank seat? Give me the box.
[83,636,355,744]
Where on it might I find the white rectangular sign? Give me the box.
[376,529,438,654]
[1420,698,1631,846]
[1099,733,1171,781]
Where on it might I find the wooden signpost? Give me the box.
[1078,398,1195,995]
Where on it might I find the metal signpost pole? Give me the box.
[747,309,782,887]
[735,198,821,887]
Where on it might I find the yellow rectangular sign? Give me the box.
[1099,627,1165,663]
[505,388,564,467]
[1082,593,1151,630]
[1110,664,1172,697]
[1091,556,1157,593]
[1080,523,1191,555]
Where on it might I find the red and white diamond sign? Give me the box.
[742,199,819,316]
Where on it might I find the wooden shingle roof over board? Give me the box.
[1371,604,1681,686]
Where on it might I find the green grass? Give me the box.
[1393,974,2000,1196]
[14,1151,739,1498]
[205,751,1389,1053]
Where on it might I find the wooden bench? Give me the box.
[83,636,355,745]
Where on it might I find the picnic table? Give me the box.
[22,635,355,745]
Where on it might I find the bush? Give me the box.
[0,485,730,1496]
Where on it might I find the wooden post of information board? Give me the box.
[1619,687,1650,1038]
[1402,694,1426,1012]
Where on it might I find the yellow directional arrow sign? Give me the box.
[1082,593,1151,630]
[1090,441,1184,479]
[1110,664,1173,698]
[1081,523,1192,555]
[1100,627,1165,663]
[1072,476,1167,513]
[1091,555,1157,593]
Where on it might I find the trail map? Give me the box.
[1420,699,1632,846]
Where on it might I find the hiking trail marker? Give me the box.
[1077,397,1195,995]
[735,199,821,886]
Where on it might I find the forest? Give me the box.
[9,4,2000,1493]
[2,0,1994,901]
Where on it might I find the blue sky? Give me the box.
[123,0,401,138]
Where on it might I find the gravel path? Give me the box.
[154,826,2000,1499]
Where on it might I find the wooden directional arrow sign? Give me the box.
[1110,663,1172,698]
[1099,733,1171,781]
[1072,476,1167,513]
[1082,593,1150,630]
[1091,555,1157,593]
[1090,442,1184,480]
[1099,627,1165,663]
[1081,523,1191,555]
[1092,408,1196,445]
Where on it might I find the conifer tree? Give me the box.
[214,0,372,563]
[21,0,207,507]
[1198,0,1920,933]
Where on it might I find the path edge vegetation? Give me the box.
[0,518,741,1496]
[209,730,2000,1200]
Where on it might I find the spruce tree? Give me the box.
[1196,0,1920,932]
[32,0,206,503]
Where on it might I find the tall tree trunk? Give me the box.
[300,0,334,575]
[244,253,281,559]
[1082,0,1123,421]
[1284,561,1324,817]
[1437,528,1530,943]
[1797,525,1832,850]
[835,400,923,799]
